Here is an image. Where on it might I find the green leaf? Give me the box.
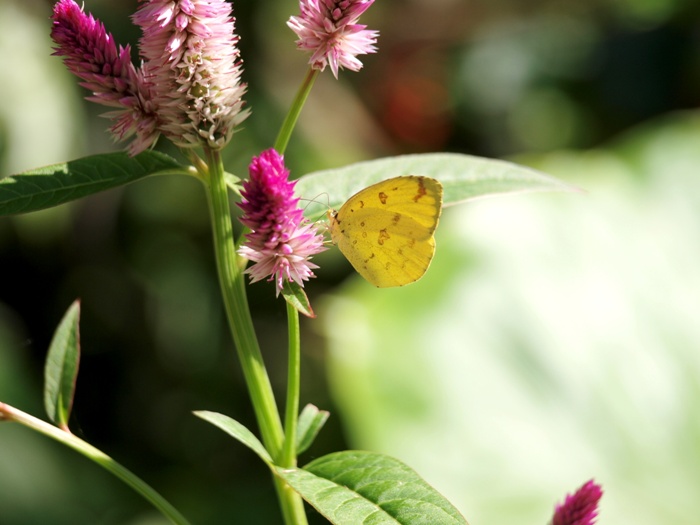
[44,300,81,428]
[194,410,272,465]
[295,152,578,220]
[296,404,330,455]
[224,171,242,194]
[282,280,316,318]
[276,450,468,525]
[0,151,190,216]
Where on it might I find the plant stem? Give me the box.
[281,302,301,468]
[203,148,308,524]
[274,67,319,469]
[0,403,190,525]
[274,306,307,523]
[271,68,321,525]
[274,68,319,154]
[274,475,308,525]
[204,148,284,457]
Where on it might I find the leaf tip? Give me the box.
[282,281,316,318]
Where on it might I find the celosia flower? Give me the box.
[133,0,249,150]
[51,0,159,155]
[287,0,379,78]
[552,480,603,525]
[238,149,326,295]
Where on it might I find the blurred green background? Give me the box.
[1,0,700,523]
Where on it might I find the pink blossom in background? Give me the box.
[238,149,326,295]
[51,0,159,155]
[133,0,249,150]
[552,480,603,525]
[288,0,379,78]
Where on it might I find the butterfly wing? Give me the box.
[329,176,443,287]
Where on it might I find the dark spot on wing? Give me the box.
[378,191,388,205]
[413,178,428,202]
[377,229,390,245]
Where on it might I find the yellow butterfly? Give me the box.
[328,175,443,288]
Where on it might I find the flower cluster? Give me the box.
[238,149,326,295]
[133,0,249,149]
[51,0,159,155]
[288,0,379,78]
[52,0,378,153]
[552,480,603,525]
[51,0,248,154]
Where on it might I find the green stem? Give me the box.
[270,68,321,525]
[274,68,319,154]
[203,149,308,524]
[203,148,284,457]
[275,307,307,519]
[274,476,308,525]
[0,403,190,525]
[273,65,319,469]
[281,302,301,468]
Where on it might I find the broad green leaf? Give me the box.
[296,404,330,455]
[194,410,272,464]
[294,152,577,220]
[282,280,316,318]
[0,151,190,216]
[276,450,468,525]
[44,300,81,428]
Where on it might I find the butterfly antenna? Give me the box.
[298,192,333,224]
[299,192,331,211]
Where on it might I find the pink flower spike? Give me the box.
[288,0,379,79]
[238,149,326,296]
[134,0,249,150]
[552,480,603,525]
[51,0,159,155]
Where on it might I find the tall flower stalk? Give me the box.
[52,1,306,522]
[49,1,379,524]
[203,147,308,525]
